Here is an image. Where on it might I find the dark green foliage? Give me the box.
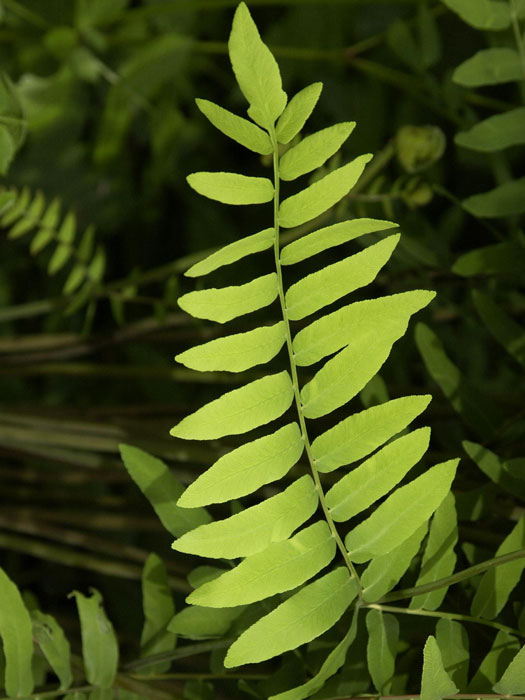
[0,0,524,698]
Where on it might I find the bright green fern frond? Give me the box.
[168,1,455,689]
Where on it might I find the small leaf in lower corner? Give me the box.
[420,636,458,700]
[0,567,34,697]
[493,644,525,694]
[69,588,118,689]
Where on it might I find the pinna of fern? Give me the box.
[168,2,458,697]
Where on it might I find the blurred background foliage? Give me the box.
[0,0,524,697]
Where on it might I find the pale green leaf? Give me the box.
[468,630,520,692]
[280,122,355,181]
[493,644,525,694]
[187,566,226,589]
[176,322,286,373]
[293,290,434,366]
[63,264,86,295]
[177,422,303,507]
[172,475,318,559]
[285,234,400,321]
[345,459,458,563]
[326,428,430,522]
[48,211,76,275]
[188,521,336,607]
[7,190,44,238]
[87,245,105,283]
[77,224,96,262]
[196,99,272,154]
[269,609,358,700]
[463,178,525,217]
[420,636,458,700]
[224,568,358,667]
[435,619,469,690]
[279,154,372,228]
[168,606,244,640]
[471,516,525,619]
[0,186,29,226]
[366,610,399,694]
[276,82,322,144]
[228,2,287,128]
[312,395,431,473]
[64,224,96,294]
[178,272,278,323]
[140,554,175,675]
[452,241,525,278]
[301,338,396,419]
[410,493,458,610]
[32,610,72,690]
[0,567,34,697]
[0,189,16,215]
[440,0,510,29]
[455,108,525,152]
[280,218,397,265]
[472,290,525,367]
[185,228,274,277]
[187,171,274,205]
[30,197,60,253]
[301,289,428,422]
[119,444,211,537]
[69,589,118,689]
[0,128,15,176]
[453,48,522,86]
[170,371,294,440]
[361,524,428,602]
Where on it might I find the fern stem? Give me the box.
[365,603,523,638]
[376,547,525,603]
[269,132,362,593]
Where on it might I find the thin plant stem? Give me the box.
[365,603,523,638]
[123,640,232,670]
[269,130,362,593]
[376,547,525,603]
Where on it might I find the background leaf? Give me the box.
[69,588,118,689]
[119,445,211,537]
[0,567,34,697]
[420,636,458,700]
[366,609,399,694]
[139,553,176,675]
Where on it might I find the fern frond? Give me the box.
[168,1,457,690]
[0,185,105,305]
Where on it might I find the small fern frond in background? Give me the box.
[0,186,106,314]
